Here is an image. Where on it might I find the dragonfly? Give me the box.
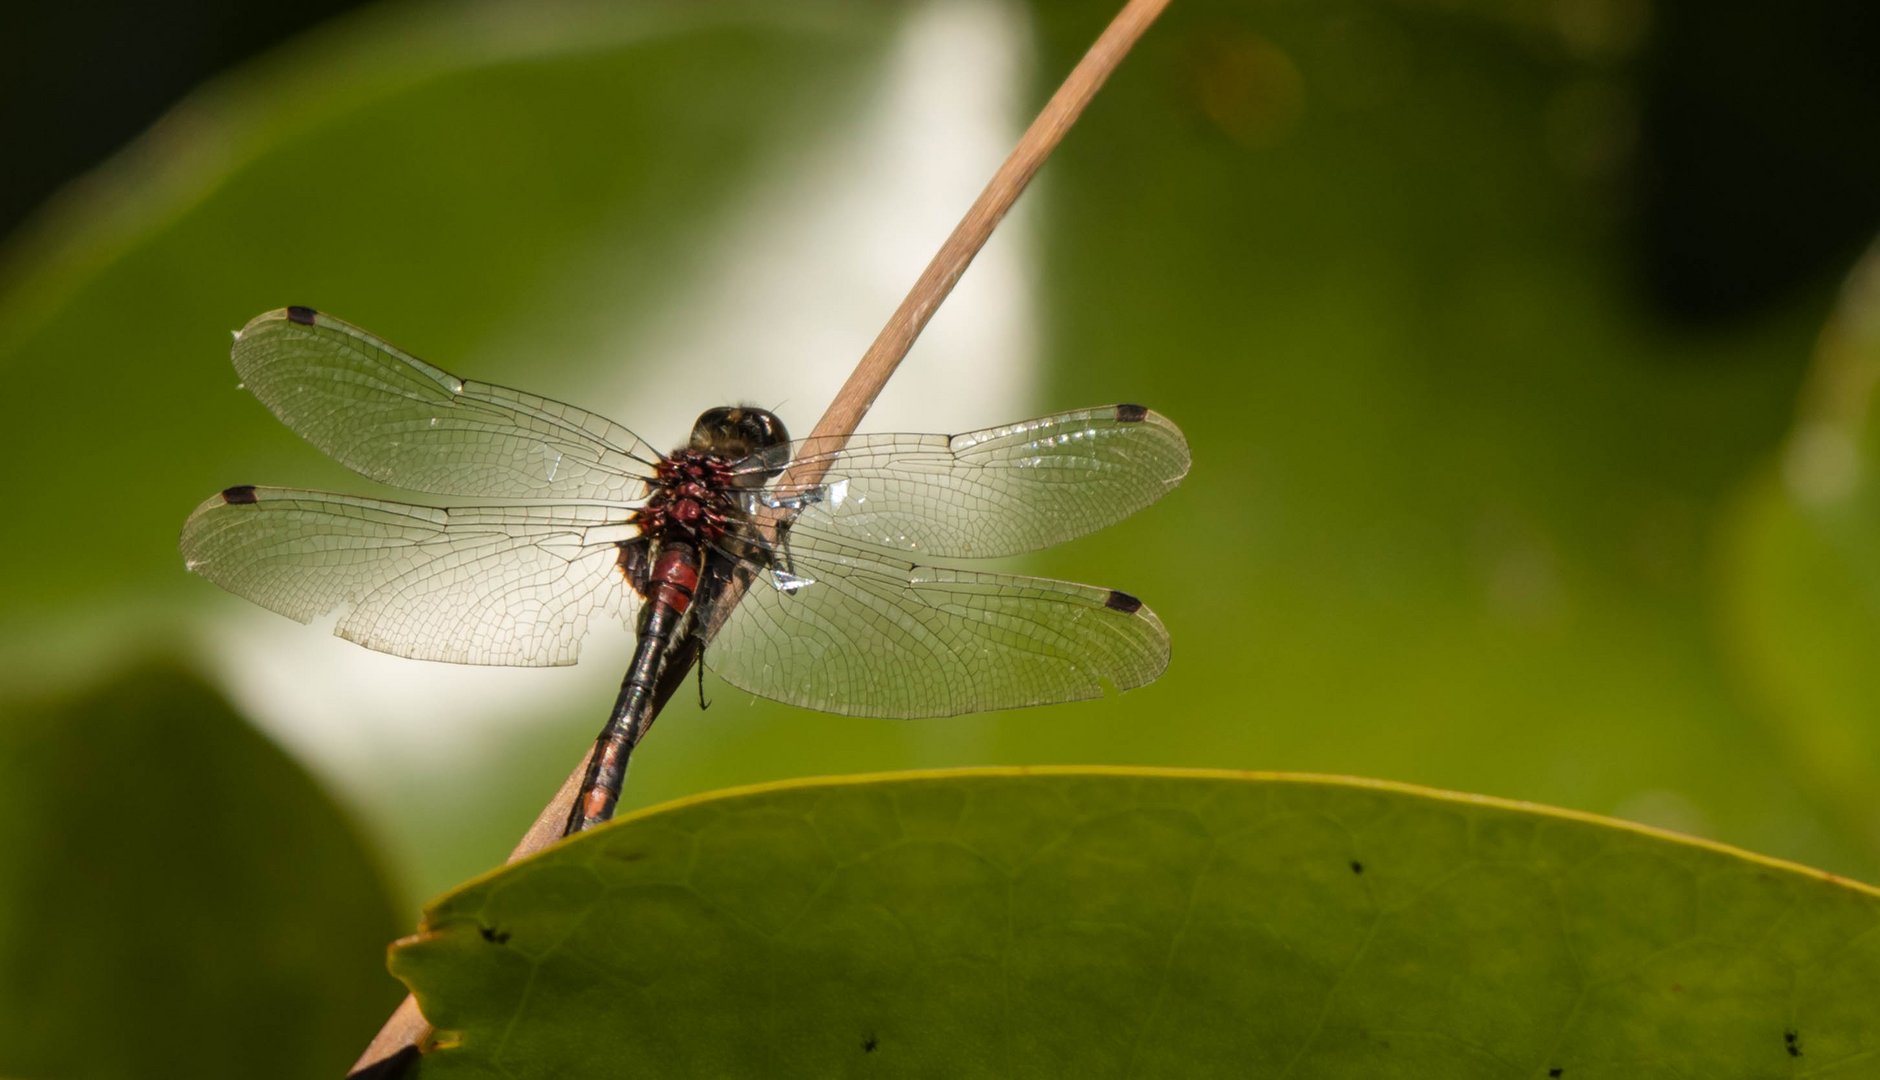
[181,307,1189,834]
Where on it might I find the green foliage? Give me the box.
[0,665,402,1079]
[396,769,1880,1078]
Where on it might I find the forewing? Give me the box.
[703,533,1169,718]
[231,308,659,502]
[744,406,1189,558]
[180,487,640,666]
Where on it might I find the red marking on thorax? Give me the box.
[631,451,738,545]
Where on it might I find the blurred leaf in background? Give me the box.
[0,665,402,1079]
[0,0,919,900]
[2,0,1880,1073]
[1723,239,1880,865]
[1012,0,1880,883]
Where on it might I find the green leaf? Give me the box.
[392,769,1880,1078]
[0,664,404,1080]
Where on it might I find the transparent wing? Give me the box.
[180,486,640,666]
[739,405,1189,558]
[231,307,660,502]
[703,532,1169,718]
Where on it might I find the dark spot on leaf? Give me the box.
[1349,860,1364,874]
[1786,1029,1801,1057]
[480,926,510,945]
[862,1036,877,1053]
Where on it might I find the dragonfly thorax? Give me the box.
[633,450,745,545]
[633,405,793,546]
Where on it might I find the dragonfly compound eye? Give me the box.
[689,406,791,474]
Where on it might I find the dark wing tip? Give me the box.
[1104,589,1144,614]
[219,484,260,505]
[1114,404,1149,423]
[286,305,318,325]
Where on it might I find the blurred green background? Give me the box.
[3,0,1880,1075]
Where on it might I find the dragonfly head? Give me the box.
[689,406,792,481]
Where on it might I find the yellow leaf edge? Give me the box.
[435,765,1880,900]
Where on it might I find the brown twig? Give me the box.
[346,769,584,1074]
[346,0,1168,1074]
[792,0,1169,472]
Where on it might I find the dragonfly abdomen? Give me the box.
[568,541,703,834]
